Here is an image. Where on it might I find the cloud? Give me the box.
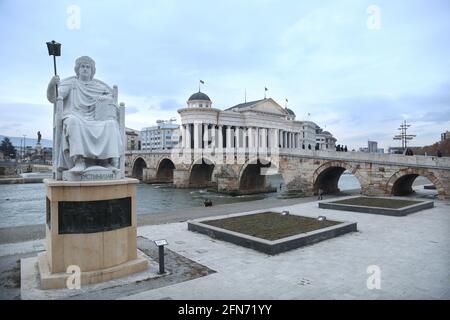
[1,0,450,149]
[159,99,183,111]
[308,84,450,149]
[411,109,450,123]
[0,103,53,139]
[125,106,139,115]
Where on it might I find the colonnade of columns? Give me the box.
[179,123,306,151]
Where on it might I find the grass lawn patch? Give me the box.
[188,212,357,254]
[202,212,341,241]
[319,196,433,216]
[331,197,422,209]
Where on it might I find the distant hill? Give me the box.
[0,135,53,148]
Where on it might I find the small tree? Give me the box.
[0,137,17,159]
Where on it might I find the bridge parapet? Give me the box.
[126,150,171,156]
[279,149,450,169]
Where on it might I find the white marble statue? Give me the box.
[47,56,123,178]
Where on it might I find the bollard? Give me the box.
[158,245,164,274]
[154,239,168,274]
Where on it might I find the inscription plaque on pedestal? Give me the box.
[58,197,132,234]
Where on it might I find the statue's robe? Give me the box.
[49,77,123,170]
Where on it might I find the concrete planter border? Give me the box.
[319,196,434,216]
[188,212,357,255]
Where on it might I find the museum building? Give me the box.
[177,90,336,152]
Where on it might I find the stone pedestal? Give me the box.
[39,178,148,289]
[35,143,42,155]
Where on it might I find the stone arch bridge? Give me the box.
[125,149,450,199]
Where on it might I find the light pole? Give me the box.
[23,134,26,161]
[393,120,416,152]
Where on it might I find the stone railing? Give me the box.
[279,149,450,169]
[126,148,450,169]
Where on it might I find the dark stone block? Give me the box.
[318,199,434,216]
[58,197,132,234]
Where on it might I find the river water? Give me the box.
[3,174,435,228]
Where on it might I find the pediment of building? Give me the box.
[244,98,287,115]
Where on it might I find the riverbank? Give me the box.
[0,177,25,184]
[0,177,46,184]
[0,190,360,245]
[0,172,52,184]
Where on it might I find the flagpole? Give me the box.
[199,80,205,92]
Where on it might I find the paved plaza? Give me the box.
[121,197,449,300]
[1,190,449,300]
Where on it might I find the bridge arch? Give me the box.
[312,161,364,195]
[386,168,445,198]
[131,157,147,180]
[188,157,215,187]
[238,157,280,194]
[156,158,176,183]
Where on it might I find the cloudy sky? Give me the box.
[0,0,449,150]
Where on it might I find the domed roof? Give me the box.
[285,108,296,116]
[188,91,211,102]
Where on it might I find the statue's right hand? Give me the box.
[50,75,60,87]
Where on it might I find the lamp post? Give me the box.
[23,134,26,161]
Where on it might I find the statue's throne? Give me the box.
[52,77,126,181]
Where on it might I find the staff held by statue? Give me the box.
[46,40,62,179]
[46,40,61,96]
